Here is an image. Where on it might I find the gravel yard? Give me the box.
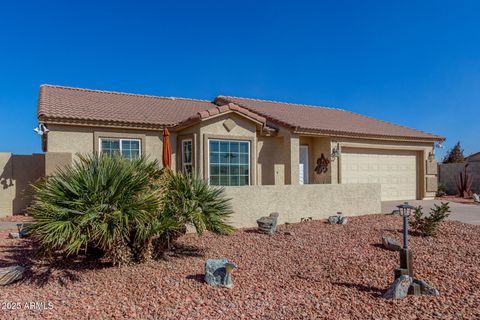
[0,214,479,319]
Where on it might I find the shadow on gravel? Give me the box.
[167,244,206,259]
[186,273,205,283]
[0,239,109,288]
[333,282,385,297]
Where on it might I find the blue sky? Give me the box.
[0,1,478,159]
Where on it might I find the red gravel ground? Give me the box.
[0,214,479,319]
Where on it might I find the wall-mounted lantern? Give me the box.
[428,151,435,162]
[331,147,341,161]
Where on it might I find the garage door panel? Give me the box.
[341,149,417,201]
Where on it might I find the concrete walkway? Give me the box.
[382,200,480,225]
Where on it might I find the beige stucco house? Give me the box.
[38,84,444,203]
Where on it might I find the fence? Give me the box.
[223,183,381,228]
[438,162,480,195]
[0,152,72,216]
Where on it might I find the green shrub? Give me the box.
[157,171,235,251]
[28,154,234,266]
[436,183,447,197]
[409,202,450,237]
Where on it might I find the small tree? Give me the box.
[409,202,450,237]
[442,142,465,164]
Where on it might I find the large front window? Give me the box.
[100,138,141,160]
[209,139,250,186]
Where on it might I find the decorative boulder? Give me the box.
[8,232,21,239]
[382,236,402,251]
[9,223,31,239]
[0,266,25,286]
[256,212,279,235]
[328,215,347,225]
[384,275,413,300]
[414,279,440,296]
[17,223,31,237]
[328,216,340,224]
[473,193,480,203]
[205,258,237,289]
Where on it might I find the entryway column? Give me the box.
[283,131,300,185]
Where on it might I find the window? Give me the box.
[209,139,250,186]
[182,139,193,173]
[100,138,141,160]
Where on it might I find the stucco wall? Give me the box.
[0,152,72,216]
[257,136,285,185]
[438,162,480,195]
[223,183,381,228]
[47,124,169,167]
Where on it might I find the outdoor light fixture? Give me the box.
[331,147,341,160]
[33,123,49,136]
[428,151,435,162]
[392,201,421,295]
[435,141,444,149]
[397,202,415,249]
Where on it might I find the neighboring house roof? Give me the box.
[38,84,216,128]
[466,152,480,162]
[38,84,444,141]
[214,96,444,141]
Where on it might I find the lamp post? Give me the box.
[394,202,421,296]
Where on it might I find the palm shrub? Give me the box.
[157,171,235,253]
[409,202,451,237]
[28,153,169,266]
[28,154,235,266]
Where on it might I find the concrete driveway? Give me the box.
[382,200,480,225]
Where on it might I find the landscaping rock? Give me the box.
[328,216,340,224]
[0,266,25,286]
[8,232,21,239]
[328,215,347,225]
[414,279,440,296]
[204,258,237,288]
[382,236,402,251]
[384,275,413,300]
[256,212,279,235]
[473,193,480,203]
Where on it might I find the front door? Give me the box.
[299,145,309,184]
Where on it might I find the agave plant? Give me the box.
[28,153,168,266]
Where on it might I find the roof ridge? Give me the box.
[40,84,212,103]
[341,108,443,139]
[216,95,344,111]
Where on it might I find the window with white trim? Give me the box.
[181,139,193,174]
[209,139,250,186]
[100,138,141,160]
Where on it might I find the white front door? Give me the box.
[299,145,309,184]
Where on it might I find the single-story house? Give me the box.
[37,84,444,202]
[465,152,480,162]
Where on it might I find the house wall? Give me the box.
[46,124,173,168]
[0,152,72,216]
[223,183,381,228]
[257,136,285,185]
[176,113,258,183]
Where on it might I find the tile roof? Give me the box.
[214,96,444,141]
[37,85,444,141]
[38,84,216,128]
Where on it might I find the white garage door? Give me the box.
[341,148,417,201]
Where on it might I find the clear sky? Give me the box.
[1,1,478,159]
